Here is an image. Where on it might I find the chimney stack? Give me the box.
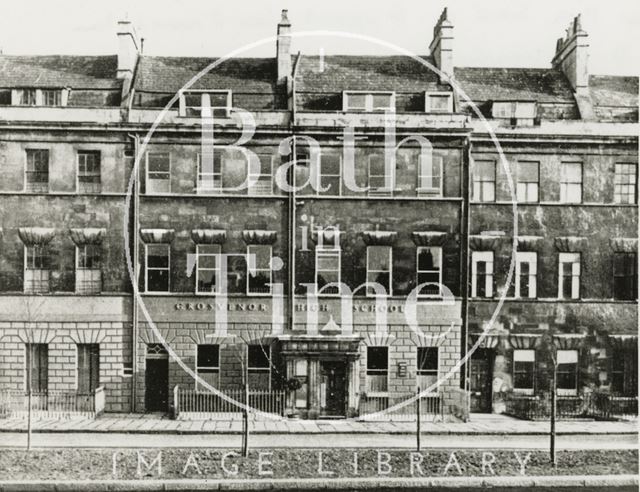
[276,10,292,87]
[429,8,454,84]
[551,15,589,94]
[117,19,140,80]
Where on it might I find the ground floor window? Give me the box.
[196,344,219,391]
[416,347,438,393]
[294,359,308,409]
[77,344,100,393]
[247,344,271,390]
[513,349,535,394]
[610,349,638,396]
[556,350,578,396]
[366,346,388,393]
[26,343,48,392]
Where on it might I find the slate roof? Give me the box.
[0,55,121,89]
[453,67,576,103]
[133,56,277,93]
[589,75,638,108]
[295,55,446,93]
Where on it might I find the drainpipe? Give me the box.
[288,53,302,334]
[128,132,140,412]
[461,135,472,420]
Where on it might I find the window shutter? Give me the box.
[11,89,20,105]
[61,88,70,107]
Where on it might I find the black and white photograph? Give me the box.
[0,0,637,490]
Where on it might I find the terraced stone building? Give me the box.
[0,9,636,419]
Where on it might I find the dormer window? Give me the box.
[13,88,66,107]
[19,89,37,106]
[42,90,61,106]
[491,101,537,126]
[425,92,453,113]
[180,90,232,118]
[343,91,395,112]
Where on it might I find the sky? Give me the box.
[0,0,638,75]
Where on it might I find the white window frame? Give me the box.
[247,344,271,391]
[24,245,50,294]
[146,152,171,194]
[366,346,389,395]
[558,252,580,299]
[425,92,453,113]
[614,163,637,204]
[144,243,170,293]
[195,344,220,392]
[471,251,494,298]
[367,154,394,197]
[196,152,222,194]
[76,150,102,194]
[317,153,342,196]
[516,161,539,203]
[417,154,443,197]
[556,349,578,396]
[248,153,274,196]
[24,148,50,193]
[315,244,341,297]
[416,246,443,299]
[513,349,535,395]
[416,346,439,395]
[196,244,221,295]
[75,244,102,294]
[180,90,232,118]
[343,91,395,112]
[560,162,582,204]
[41,89,62,107]
[472,160,496,202]
[366,245,392,297]
[246,244,272,296]
[512,251,537,299]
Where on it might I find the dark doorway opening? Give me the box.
[320,360,346,417]
[470,348,493,413]
[145,358,169,412]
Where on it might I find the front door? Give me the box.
[470,349,493,413]
[145,358,169,412]
[320,361,346,417]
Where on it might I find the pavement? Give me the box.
[0,430,638,449]
[0,412,636,435]
[0,476,637,491]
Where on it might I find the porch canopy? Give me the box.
[277,334,362,359]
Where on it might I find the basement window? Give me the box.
[343,91,395,112]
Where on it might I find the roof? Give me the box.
[589,75,638,108]
[454,67,576,103]
[0,55,121,89]
[134,56,277,93]
[295,55,446,93]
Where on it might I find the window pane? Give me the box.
[347,94,366,109]
[417,248,440,271]
[248,345,270,369]
[367,347,388,370]
[147,270,169,291]
[147,245,169,267]
[368,246,390,271]
[148,153,170,173]
[372,94,392,109]
[197,345,219,367]
[417,347,438,371]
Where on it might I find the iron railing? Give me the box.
[174,386,286,420]
[0,387,105,419]
[358,393,444,422]
[505,392,638,421]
